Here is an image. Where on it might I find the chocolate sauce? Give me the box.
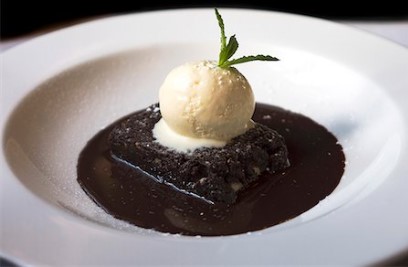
[77,103,345,236]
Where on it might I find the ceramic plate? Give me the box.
[1,8,408,265]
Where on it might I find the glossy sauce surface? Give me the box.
[77,103,345,236]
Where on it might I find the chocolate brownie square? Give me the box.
[109,104,289,204]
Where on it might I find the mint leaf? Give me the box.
[224,35,239,61]
[220,55,279,68]
[215,8,226,52]
[219,35,239,65]
[214,8,279,68]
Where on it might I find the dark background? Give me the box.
[1,0,408,38]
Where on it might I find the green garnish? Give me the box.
[215,8,279,68]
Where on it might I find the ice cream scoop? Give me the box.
[153,9,278,152]
[158,60,255,142]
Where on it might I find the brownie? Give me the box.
[109,104,289,204]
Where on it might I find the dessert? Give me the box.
[158,60,255,143]
[77,9,345,236]
[109,103,289,204]
[109,9,288,204]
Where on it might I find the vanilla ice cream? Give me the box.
[153,60,255,152]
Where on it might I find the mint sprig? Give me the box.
[215,8,279,68]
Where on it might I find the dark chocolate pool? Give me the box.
[77,103,345,236]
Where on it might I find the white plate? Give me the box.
[1,8,408,266]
